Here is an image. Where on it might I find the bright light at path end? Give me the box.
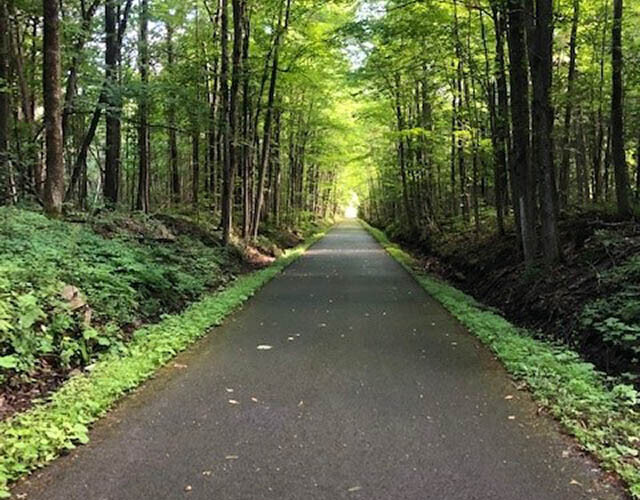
[344,192,359,219]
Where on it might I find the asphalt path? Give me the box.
[15,221,626,499]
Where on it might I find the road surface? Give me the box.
[15,221,625,499]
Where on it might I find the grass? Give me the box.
[360,219,640,499]
[0,224,326,498]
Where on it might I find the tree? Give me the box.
[530,0,560,263]
[506,0,536,263]
[43,0,64,217]
[611,0,632,217]
[104,0,120,205]
[252,0,291,240]
[0,0,10,203]
[219,0,231,243]
[136,0,150,213]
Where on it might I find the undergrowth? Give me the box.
[0,208,237,382]
[0,227,326,497]
[360,219,640,499]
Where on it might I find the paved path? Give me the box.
[16,221,625,500]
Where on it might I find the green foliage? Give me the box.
[0,228,326,497]
[361,220,640,499]
[0,208,236,381]
[580,252,640,365]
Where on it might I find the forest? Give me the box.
[1,0,640,497]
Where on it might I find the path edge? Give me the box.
[0,228,330,498]
[359,219,639,499]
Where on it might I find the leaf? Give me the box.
[256,344,273,350]
[0,356,18,369]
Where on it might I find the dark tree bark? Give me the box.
[559,0,579,208]
[0,0,10,202]
[394,73,417,235]
[241,6,252,240]
[611,0,632,216]
[104,0,120,205]
[220,0,232,243]
[166,23,180,204]
[192,131,200,208]
[104,0,133,206]
[490,3,509,235]
[43,0,64,216]
[135,4,150,212]
[136,0,150,212]
[506,0,536,263]
[206,0,221,200]
[530,0,560,263]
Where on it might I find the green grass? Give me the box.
[0,225,326,498]
[360,219,640,499]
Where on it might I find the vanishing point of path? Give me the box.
[15,221,625,500]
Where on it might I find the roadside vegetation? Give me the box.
[0,206,326,420]
[362,220,640,498]
[0,219,326,497]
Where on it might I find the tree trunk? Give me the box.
[490,4,510,235]
[611,0,632,217]
[192,130,200,208]
[241,7,252,240]
[43,0,64,216]
[164,25,180,205]
[530,0,560,263]
[559,0,579,209]
[0,0,9,203]
[394,74,417,235]
[252,0,291,240]
[506,0,536,263]
[104,0,134,205]
[136,0,150,212]
[104,0,120,205]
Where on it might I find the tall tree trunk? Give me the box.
[166,24,180,204]
[252,0,291,239]
[0,0,9,203]
[559,0,579,209]
[43,0,64,216]
[530,0,560,263]
[207,0,221,201]
[192,130,200,208]
[490,4,510,235]
[241,6,252,240]
[593,0,609,203]
[610,0,632,216]
[220,0,232,243]
[104,0,120,205]
[136,0,150,212]
[394,74,417,235]
[506,0,536,263]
